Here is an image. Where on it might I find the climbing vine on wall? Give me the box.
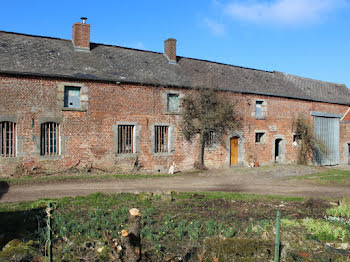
[295,115,326,165]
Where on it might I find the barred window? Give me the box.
[0,121,16,157]
[118,125,134,154]
[155,126,168,153]
[41,122,60,155]
[206,131,215,147]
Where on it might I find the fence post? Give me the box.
[47,202,53,262]
[274,210,281,262]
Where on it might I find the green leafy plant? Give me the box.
[326,204,350,218]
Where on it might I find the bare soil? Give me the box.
[1,165,350,203]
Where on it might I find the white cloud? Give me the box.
[224,0,347,25]
[204,18,226,35]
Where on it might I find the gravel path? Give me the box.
[1,165,349,203]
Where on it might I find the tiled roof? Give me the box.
[0,31,349,105]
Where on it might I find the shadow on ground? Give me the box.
[0,181,9,200]
[0,206,46,253]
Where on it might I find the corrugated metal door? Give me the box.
[313,116,339,165]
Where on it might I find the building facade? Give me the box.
[0,19,349,176]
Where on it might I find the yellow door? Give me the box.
[230,137,238,166]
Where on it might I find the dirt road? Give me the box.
[1,165,349,203]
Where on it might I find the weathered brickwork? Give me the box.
[340,123,350,165]
[0,74,349,176]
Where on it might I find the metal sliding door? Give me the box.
[313,116,340,166]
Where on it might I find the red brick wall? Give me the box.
[340,122,350,164]
[0,74,349,176]
[343,110,350,121]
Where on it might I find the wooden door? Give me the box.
[230,137,238,166]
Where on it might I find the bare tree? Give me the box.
[181,88,241,168]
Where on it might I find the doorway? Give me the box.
[348,144,350,165]
[275,139,283,163]
[230,137,239,166]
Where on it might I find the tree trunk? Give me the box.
[198,133,205,168]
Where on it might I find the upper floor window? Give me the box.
[155,126,169,153]
[118,125,134,154]
[64,86,81,109]
[167,93,179,113]
[255,101,263,118]
[41,122,59,156]
[0,121,16,157]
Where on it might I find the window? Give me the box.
[155,126,168,153]
[206,131,215,147]
[118,125,134,154]
[255,101,263,118]
[293,134,302,145]
[167,94,179,113]
[255,132,265,143]
[0,121,16,157]
[64,86,81,109]
[41,122,59,155]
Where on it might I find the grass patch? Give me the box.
[290,169,350,185]
[0,192,348,261]
[1,170,201,186]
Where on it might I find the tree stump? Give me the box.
[121,208,141,262]
[106,208,142,262]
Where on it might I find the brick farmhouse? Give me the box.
[0,19,349,176]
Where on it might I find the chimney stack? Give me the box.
[164,38,177,63]
[72,17,90,51]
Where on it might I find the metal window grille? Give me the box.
[118,125,134,154]
[155,126,168,153]
[41,122,60,155]
[0,121,16,157]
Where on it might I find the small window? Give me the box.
[118,125,134,154]
[206,131,215,147]
[155,126,169,153]
[41,122,59,155]
[167,94,179,112]
[64,86,81,109]
[255,132,265,143]
[255,101,263,118]
[0,121,16,157]
[293,134,302,145]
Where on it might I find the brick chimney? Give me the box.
[72,17,90,51]
[164,38,177,62]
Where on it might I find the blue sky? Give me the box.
[1,0,350,89]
